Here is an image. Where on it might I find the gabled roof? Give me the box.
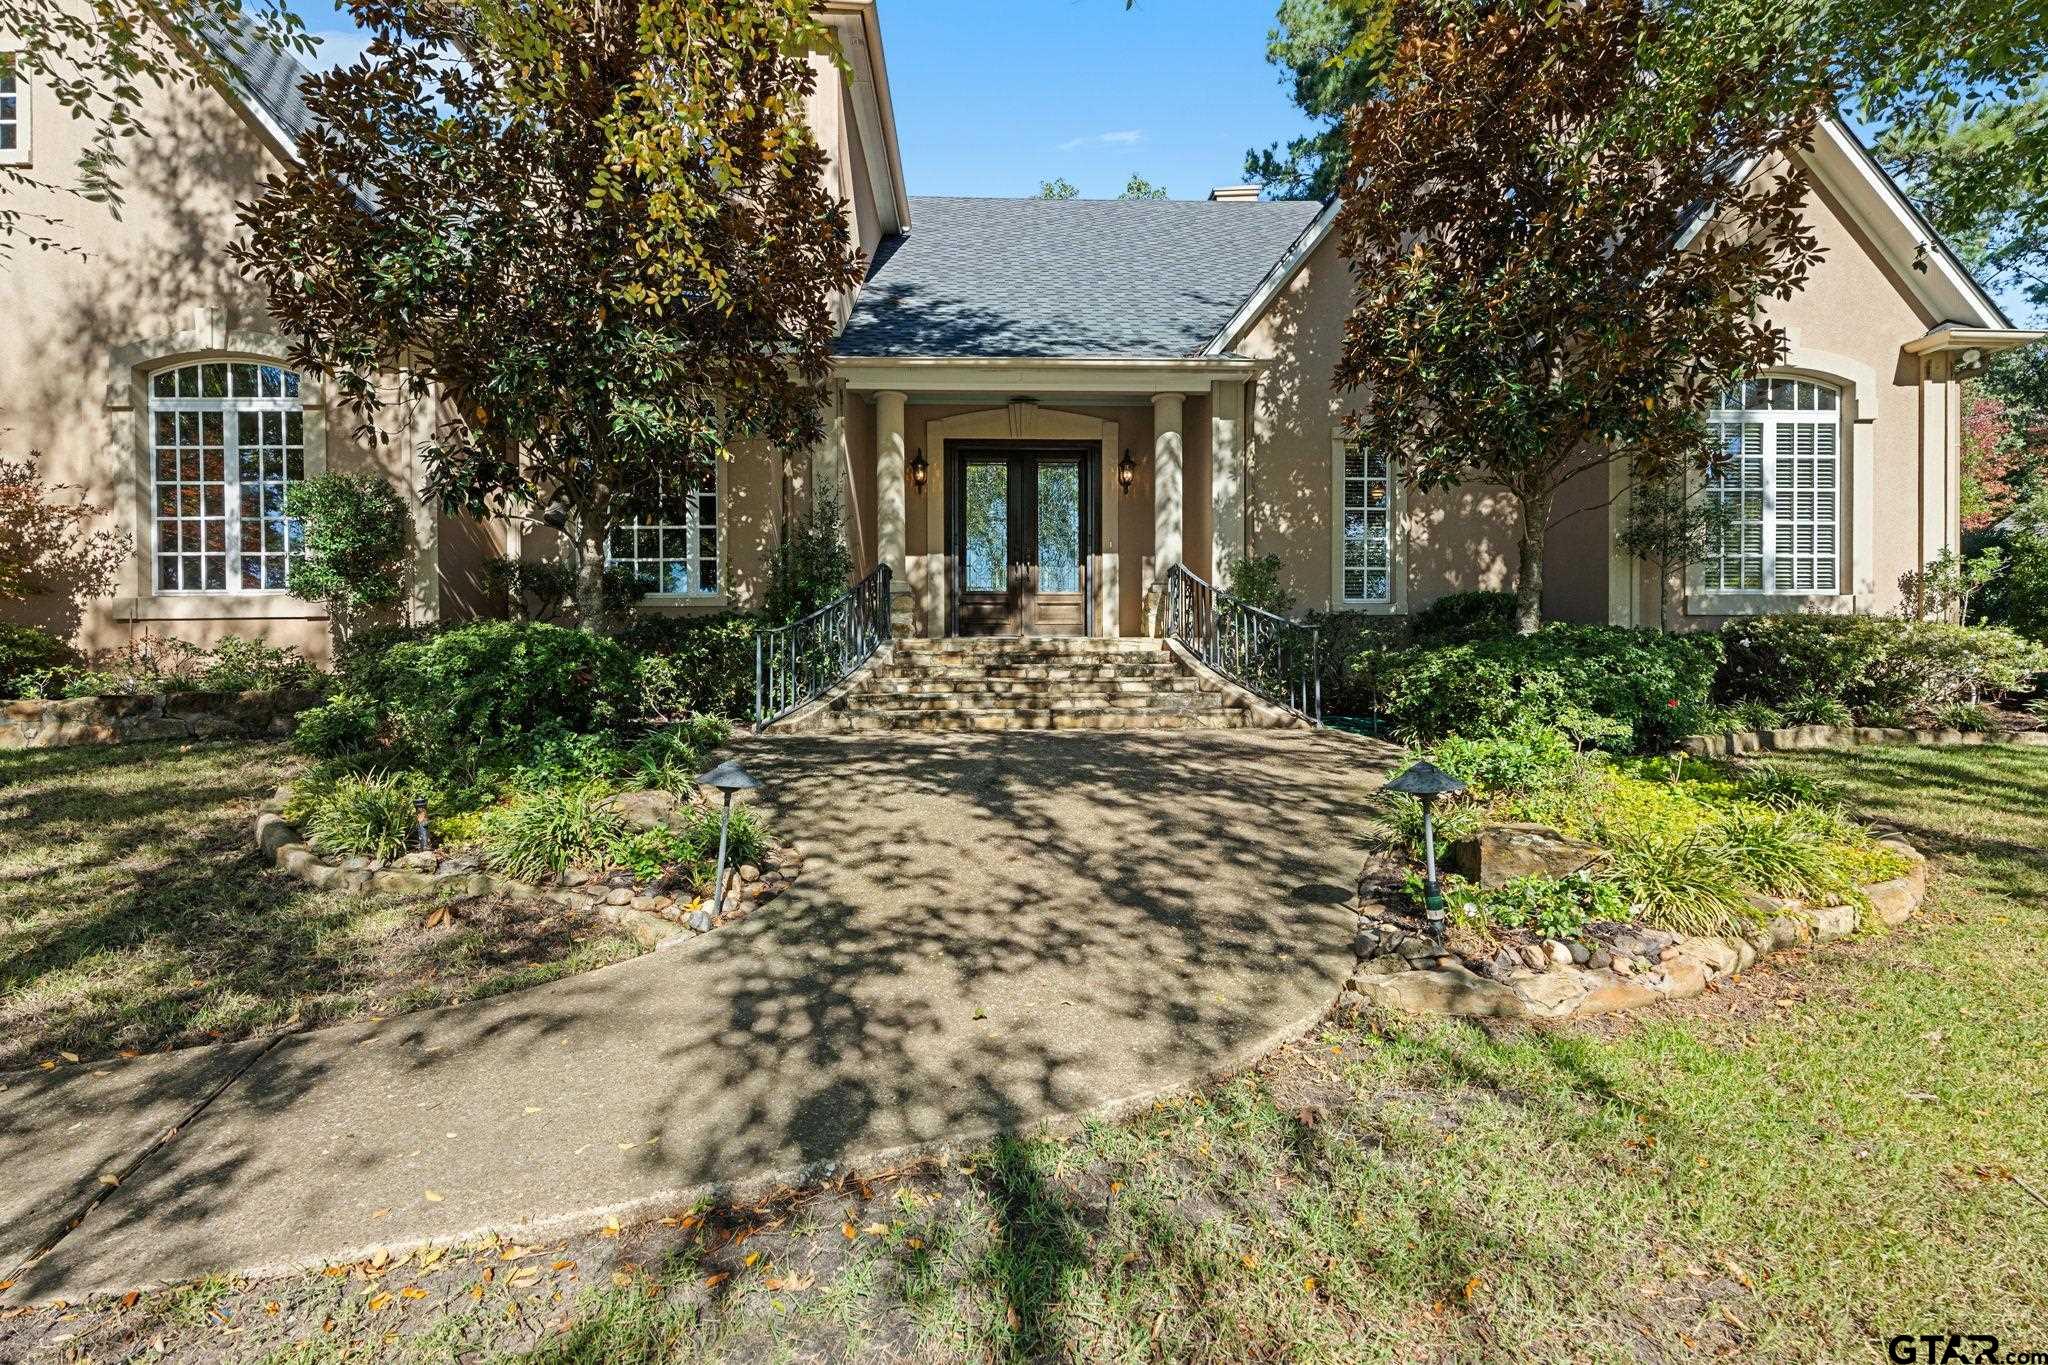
[835,195,1325,359]
[186,15,321,162]
[1201,115,2028,357]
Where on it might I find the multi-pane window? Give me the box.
[607,471,720,596]
[149,361,304,593]
[0,64,26,163]
[1703,377,1840,593]
[1339,443,1393,603]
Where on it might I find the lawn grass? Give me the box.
[0,739,644,1069]
[3,743,2043,1362]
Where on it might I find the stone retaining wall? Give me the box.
[1343,837,1928,1021]
[1683,723,2048,759]
[0,689,321,751]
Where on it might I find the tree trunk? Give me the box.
[564,507,613,634]
[1513,488,1553,635]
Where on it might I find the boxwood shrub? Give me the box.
[1716,614,2048,715]
[378,621,638,766]
[1373,624,1721,750]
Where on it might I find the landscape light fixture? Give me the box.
[1118,448,1136,495]
[413,795,433,853]
[910,447,929,494]
[696,759,762,919]
[1382,760,1467,943]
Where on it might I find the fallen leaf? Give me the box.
[508,1268,538,1288]
[59,1051,80,1063]
[400,1287,428,1301]
[862,1222,887,1236]
[423,1189,444,1203]
[599,1216,620,1239]
[264,1301,281,1315]
[1241,1253,1258,1270]
[118,1049,140,1060]
[1007,1301,1021,1332]
[369,1208,391,1220]
[611,1271,633,1288]
[1464,1275,1483,1300]
[322,1317,337,1333]
[551,1260,574,1272]
[370,1248,390,1269]
[119,1291,139,1309]
[703,1273,727,1288]
[1303,1276,1317,1293]
[367,1292,392,1312]
[905,1236,925,1251]
[841,1223,857,1240]
[743,1252,760,1268]
[98,1173,121,1188]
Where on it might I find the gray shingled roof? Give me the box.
[836,195,1326,359]
[201,16,319,149]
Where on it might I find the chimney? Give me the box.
[1207,185,1261,203]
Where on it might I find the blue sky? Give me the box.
[297,0,1321,201]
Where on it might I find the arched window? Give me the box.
[148,361,304,593]
[1704,376,1841,594]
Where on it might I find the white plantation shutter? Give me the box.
[1706,378,1843,595]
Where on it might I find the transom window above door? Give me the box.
[149,361,306,594]
[1704,377,1841,594]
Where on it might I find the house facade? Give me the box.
[2,0,2038,661]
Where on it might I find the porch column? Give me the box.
[1150,393,1184,635]
[1211,378,1245,584]
[875,389,915,635]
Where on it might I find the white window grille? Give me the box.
[1704,377,1840,594]
[607,471,720,596]
[149,361,304,593]
[1338,443,1393,604]
[0,63,27,164]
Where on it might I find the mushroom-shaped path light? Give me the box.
[1382,760,1468,942]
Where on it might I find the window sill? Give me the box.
[634,594,730,611]
[114,595,328,623]
[1330,600,1402,616]
[1685,592,1868,617]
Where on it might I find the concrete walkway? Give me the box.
[2,729,1394,1304]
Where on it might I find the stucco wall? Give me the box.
[0,56,420,661]
[1237,170,1963,629]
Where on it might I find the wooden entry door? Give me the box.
[948,444,1094,636]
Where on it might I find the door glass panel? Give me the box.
[964,461,1009,592]
[1037,461,1081,593]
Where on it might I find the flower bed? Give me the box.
[257,780,802,951]
[1344,727,1928,1019]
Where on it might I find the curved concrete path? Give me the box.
[2,729,1394,1304]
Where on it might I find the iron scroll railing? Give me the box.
[1163,564,1321,726]
[753,564,893,731]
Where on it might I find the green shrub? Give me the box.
[480,786,627,880]
[1224,552,1297,616]
[626,716,731,791]
[293,692,382,759]
[1374,791,1485,861]
[379,622,638,770]
[1462,872,1629,941]
[334,622,441,693]
[1705,806,1841,902]
[1376,625,1721,750]
[1977,525,2048,641]
[1780,692,1853,727]
[283,473,409,641]
[1411,589,1517,644]
[1604,829,1757,936]
[762,493,856,625]
[1429,724,1576,796]
[622,613,758,721]
[483,556,652,627]
[1313,611,1407,716]
[1736,763,1841,811]
[0,622,74,696]
[1930,700,1999,732]
[1855,702,1910,728]
[296,772,420,860]
[196,637,318,693]
[613,804,767,888]
[1717,614,2048,715]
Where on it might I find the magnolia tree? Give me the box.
[1334,0,1828,633]
[236,0,864,631]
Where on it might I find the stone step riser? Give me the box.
[877,666,1182,683]
[838,695,1233,716]
[893,640,1166,657]
[813,710,1241,734]
[865,679,1204,697]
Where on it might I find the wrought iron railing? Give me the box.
[754,564,893,731]
[1163,564,1321,725]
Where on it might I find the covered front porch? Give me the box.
[816,357,1260,638]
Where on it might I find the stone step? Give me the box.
[811,707,1248,733]
[876,663,1183,683]
[893,637,1166,658]
[835,691,1233,715]
[863,677,1205,698]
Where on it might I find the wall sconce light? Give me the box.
[1118,448,1136,495]
[910,446,929,495]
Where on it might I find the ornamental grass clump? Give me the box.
[1736,762,1842,811]
[1603,830,1758,938]
[481,786,627,881]
[295,772,420,861]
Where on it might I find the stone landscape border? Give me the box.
[1343,836,1928,1020]
[1,689,321,751]
[253,788,803,953]
[1683,722,2048,758]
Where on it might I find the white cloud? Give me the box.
[1057,129,1145,152]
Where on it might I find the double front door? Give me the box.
[947,443,1096,636]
